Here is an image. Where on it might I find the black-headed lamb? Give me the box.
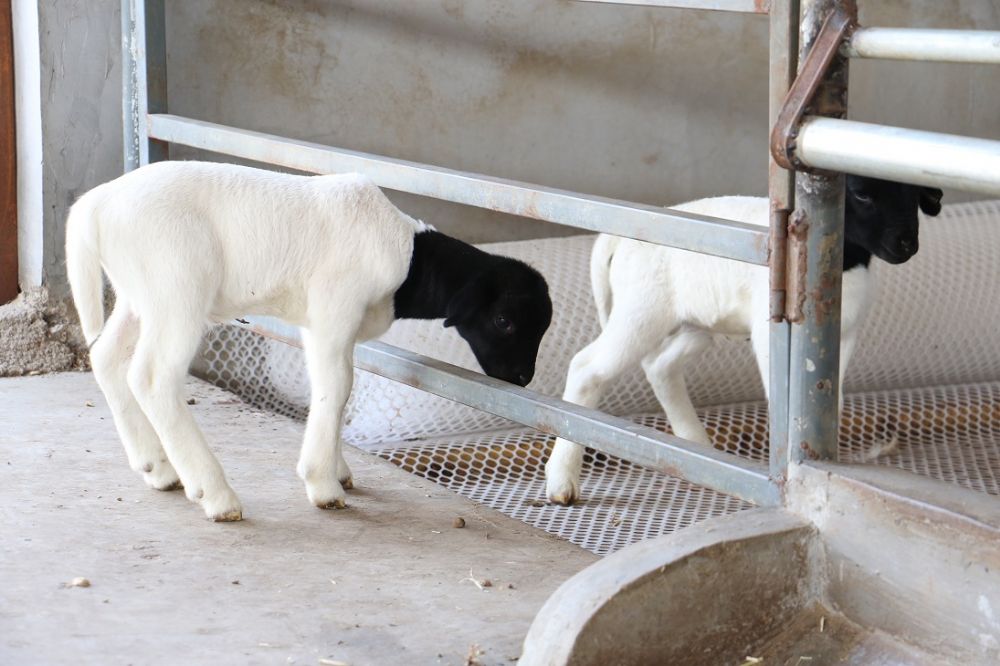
[65,161,552,521]
[545,176,942,505]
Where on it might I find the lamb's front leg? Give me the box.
[299,327,356,509]
[546,318,652,505]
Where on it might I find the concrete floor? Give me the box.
[0,372,597,666]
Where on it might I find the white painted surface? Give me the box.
[12,0,42,289]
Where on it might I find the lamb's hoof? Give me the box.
[198,487,243,522]
[337,457,354,490]
[306,478,347,510]
[211,508,244,522]
[545,477,580,506]
[141,461,182,492]
[549,491,578,506]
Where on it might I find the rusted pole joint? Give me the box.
[770,5,856,172]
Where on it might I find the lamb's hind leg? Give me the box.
[642,330,713,446]
[90,301,180,491]
[545,315,659,505]
[127,313,242,521]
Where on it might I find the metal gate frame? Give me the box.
[121,0,1000,508]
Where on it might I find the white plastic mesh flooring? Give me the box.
[196,200,1000,556]
[362,382,1000,556]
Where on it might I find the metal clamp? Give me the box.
[770,6,855,172]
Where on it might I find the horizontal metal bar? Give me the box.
[241,316,778,507]
[847,28,1000,64]
[148,114,769,265]
[572,0,769,13]
[795,117,1000,196]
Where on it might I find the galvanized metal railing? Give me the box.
[121,0,1000,509]
[144,115,770,265]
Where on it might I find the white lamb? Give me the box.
[65,161,552,521]
[545,176,942,504]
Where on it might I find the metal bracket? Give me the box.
[770,6,855,172]
[768,206,789,323]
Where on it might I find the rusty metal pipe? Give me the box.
[571,0,770,13]
[847,27,1000,64]
[786,0,856,464]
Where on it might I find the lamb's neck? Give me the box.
[393,230,491,320]
[843,242,872,272]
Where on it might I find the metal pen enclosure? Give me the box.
[121,0,1000,510]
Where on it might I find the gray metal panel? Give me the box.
[848,28,1000,64]
[146,114,771,265]
[767,0,798,485]
[796,117,1000,196]
[241,316,778,507]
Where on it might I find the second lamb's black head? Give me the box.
[443,260,552,387]
[844,175,943,267]
[394,230,553,387]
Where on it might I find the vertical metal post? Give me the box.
[122,0,168,171]
[787,0,855,463]
[767,0,799,486]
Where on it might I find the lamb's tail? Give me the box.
[65,192,105,346]
[590,234,620,330]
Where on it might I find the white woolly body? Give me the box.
[69,161,424,342]
[545,195,874,504]
[65,161,427,520]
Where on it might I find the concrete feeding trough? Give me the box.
[520,463,1000,665]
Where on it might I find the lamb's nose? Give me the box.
[517,373,531,386]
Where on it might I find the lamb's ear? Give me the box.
[444,276,491,328]
[919,187,943,216]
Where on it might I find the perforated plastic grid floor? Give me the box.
[359,381,999,556]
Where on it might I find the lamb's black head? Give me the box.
[444,260,552,387]
[844,175,943,265]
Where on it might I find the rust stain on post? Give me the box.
[533,421,558,437]
[754,0,771,14]
[521,193,541,220]
[659,463,686,480]
[811,230,843,325]
[785,210,809,323]
[799,441,820,460]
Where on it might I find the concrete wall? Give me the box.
[15,0,122,295]
[18,0,1000,292]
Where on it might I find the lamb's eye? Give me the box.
[854,192,874,205]
[494,315,513,333]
